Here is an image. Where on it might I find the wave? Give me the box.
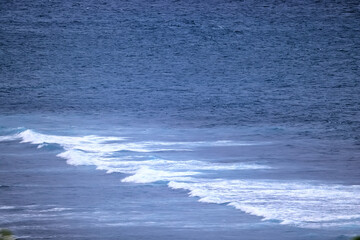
[168,179,360,228]
[1,128,268,176]
[0,206,16,210]
[2,128,360,228]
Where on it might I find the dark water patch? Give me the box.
[0,0,359,140]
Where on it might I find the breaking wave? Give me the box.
[2,128,360,229]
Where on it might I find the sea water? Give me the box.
[0,0,359,239]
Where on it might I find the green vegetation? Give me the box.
[352,236,360,240]
[0,229,15,240]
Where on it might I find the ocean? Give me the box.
[0,0,360,239]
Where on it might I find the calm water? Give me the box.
[0,0,360,239]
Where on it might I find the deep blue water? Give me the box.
[1,0,360,239]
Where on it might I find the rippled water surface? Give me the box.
[0,0,360,239]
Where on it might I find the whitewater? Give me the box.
[2,128,360,229]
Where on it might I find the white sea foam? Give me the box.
[121,167,198,183]
[4,129,267,170]
[57,150,103,166]
[37,207,72,213]
[168,179,360,228]
[0,206,16,210]
[0,135,19,141]
[4,129,263,152]
[3,128,360,229]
